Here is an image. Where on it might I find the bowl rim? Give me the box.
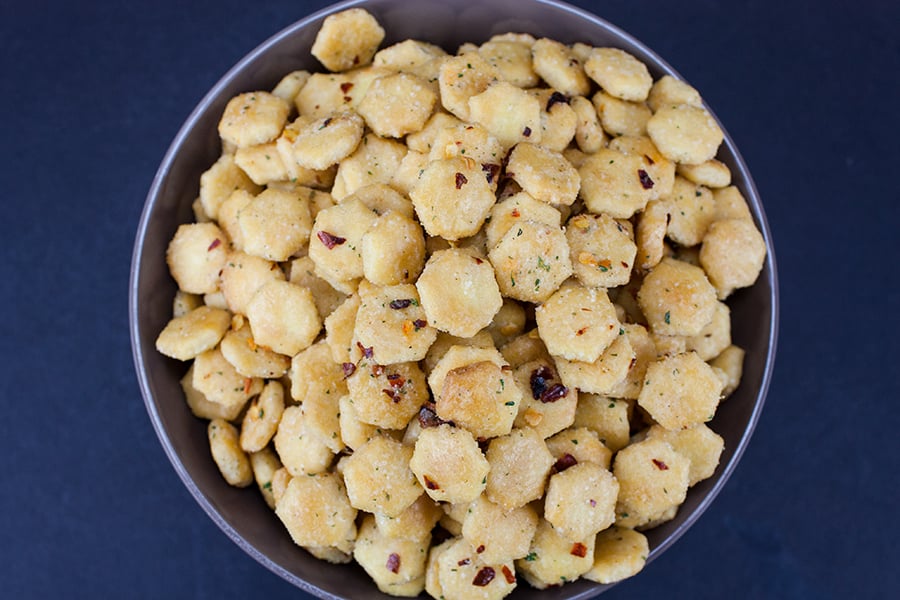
[129,0,779,597]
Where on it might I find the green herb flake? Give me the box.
[537,256,551,271]
[664,310,671,324]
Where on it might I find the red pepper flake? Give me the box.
[319,117,332,129]
[501,565,516,584]
[455,172,468,189]
[546,91,569,111]
[372,364,385,377]
[638,169,655,189]
[473,257,484,264]
[356,342,374,359]
[413,319,428,331]
[383,388,400,403]
[423,475,440,490]
[341,362,356,378]
[589,498,597,507]
[652,458,669,470]
[387,373,406,388]
[522,126,532,137]
[317,230,346,249]
[576,326,588,336]
[476,545,485,554]
[241,377,253,395]
[621,261,630,269]
[389,298,413,309]
[552,453,577,474]
[340,82,354,93]
[472,567,495,587]
[458,558,471,566]
[343,95,352,102]
[570,542,588,558]
[207,238,222,251]
[540,383,568,403]
[386,553,400,574]
[643,153,656,165]
[481,163,500,184]
[510,208,521,218]
[529,365,553,400]
[598,258,612,271]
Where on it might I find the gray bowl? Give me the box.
[130,0,779,598]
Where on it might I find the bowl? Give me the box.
[130,0,779,598]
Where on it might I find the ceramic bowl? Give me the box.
[130,1,778,597]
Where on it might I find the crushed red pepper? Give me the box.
[386,553,400,574]
[472,566,496,586]
[638,169,655,189]
[455,172,468,189]
[341,362,356,378]
[389,298,413,309]
[540,383,568,403]
[317,230,346,249]
[423,475,440,490]
[652,458,669,470]
[570,542,588,558]
[552,453,578,474]
[529,365,553,399]
[207,238,221,251]
[501,565,516,584]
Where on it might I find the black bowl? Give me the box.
[130,0,779,598]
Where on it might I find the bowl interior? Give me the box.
[130,0,778,598]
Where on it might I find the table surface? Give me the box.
[2,0,898,598]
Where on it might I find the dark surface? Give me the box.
[2,0,897,598]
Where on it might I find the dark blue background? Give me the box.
[2,0,898,598]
